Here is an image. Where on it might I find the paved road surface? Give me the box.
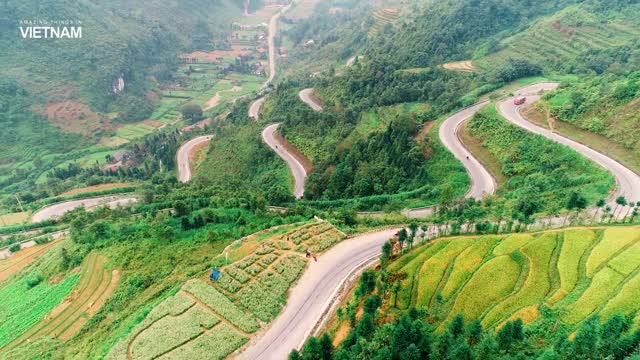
[249,96,266,120]
[298,88,323,111]
[498,82,640,217]
[31,196,137,223]
[396,101,496,218]
[267,3,292,84]
[438,101,495,199]
[262,124,307,199]
[247,4,291,120]
[177,135,213,183]
[238,228,400,360]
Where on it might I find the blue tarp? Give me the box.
[210,268,221,281]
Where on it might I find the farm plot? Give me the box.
[0,272,79,349]
[475,6,640,71]
[0,239,63,282]
[440,236,500,300]
[441,60,477,72]
[586,227,639,276]
[446,255,522,322]
[107,221,343,359]
[481,233,558,327]
[547,229,596,304]
[6,252,120,349]
[368,8,400,37]
[415,239,473,308]
[386,226,640,329]
[390,241,450,310]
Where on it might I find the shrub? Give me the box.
[24,274,44,289]
[180,103,203,123]
[8,243,21,253]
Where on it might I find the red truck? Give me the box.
[514,97,526,105]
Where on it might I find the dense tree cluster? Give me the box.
[305,115,428,199]
[294,308,640,360]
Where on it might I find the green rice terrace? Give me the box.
[387,226,640,330]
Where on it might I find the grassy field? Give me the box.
[522,75,640,174]
[107,221,344,359]
[387,226,640,329]
[193,120,293,203]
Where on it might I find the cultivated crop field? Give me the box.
[1,252,120,351]
[368,8,400,37]
[107,221,344,359]
[0,239,63,282]
[475,4,640,71]
[388,226,640,329]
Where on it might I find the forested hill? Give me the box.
[370,0,579,68]
[0,0,243,112]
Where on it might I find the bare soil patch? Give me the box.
[41,99,111,137]
[59,183,136,197]
[416,120,436,141]
[274,131,313,174]
[204,93,221,111]
[441,60,477,73]
[189,142,210,171]
[143,119,165,128]
[182,46,253,63]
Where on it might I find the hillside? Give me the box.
[0,0,243,111]
[302,226,640,359]
[525,74,640,174]
[475,1,640,73]
[2,0,640,359]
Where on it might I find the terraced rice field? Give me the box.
[107,221,344,359]
[388,226,640,328]
[4,252,120,349]
[476,6,640,70]
[0,240,63,282]
[441,60,477,72]
[368,8,399,37]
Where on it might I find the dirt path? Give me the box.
[203,93,221,111]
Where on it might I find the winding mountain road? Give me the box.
[177,135,213,183]
[248,2,292,119]
[265,96,496,213]
[248,96,266,120]
[242,82,640,358]
[262,124,307,199]
[498,82,640,217]
[31,196,138,223]
[238,228,400,360]
[298,88,323,111]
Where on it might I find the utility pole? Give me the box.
[14,194,25,213]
